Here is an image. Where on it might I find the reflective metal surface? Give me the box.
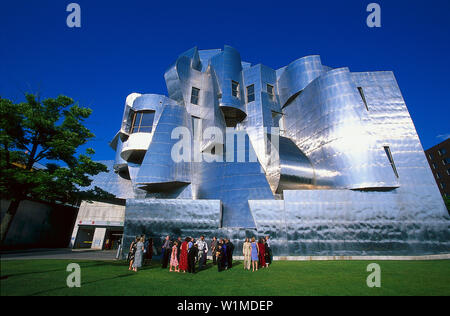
[123,199,221,254]
[92,46,449,256]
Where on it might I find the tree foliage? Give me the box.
[444,195,450,215]
[0,94,112,206]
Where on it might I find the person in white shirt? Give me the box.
[195,235,208,270]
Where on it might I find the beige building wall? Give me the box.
[70,201,125,249]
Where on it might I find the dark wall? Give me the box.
[0,199,78,250]
[426,138,450,199]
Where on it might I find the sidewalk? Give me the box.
[0,248,118,261]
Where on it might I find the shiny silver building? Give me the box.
[101,45,449,256]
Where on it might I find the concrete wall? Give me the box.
[91,227,107,250]
[0,199,78,250]
[74,200,125,224]
[69,200,125,249]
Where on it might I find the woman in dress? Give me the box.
[132,237,145,272]
[258,238,266,269]
[179,237,190,273]
[250,237,259,272]
[128,236,138,271]
[243,238,252,270]
[169,241,179,272]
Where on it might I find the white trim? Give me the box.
[208,254,450,261]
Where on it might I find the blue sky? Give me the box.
[1,0,449,162]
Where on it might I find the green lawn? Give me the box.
[1,259,449,296]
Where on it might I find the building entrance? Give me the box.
[73,226,95,249]
[104,228,123,250]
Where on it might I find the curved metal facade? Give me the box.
[97,46,449,256]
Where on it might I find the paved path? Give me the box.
[0,248,118,261]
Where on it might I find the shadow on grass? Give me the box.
[27,273,135,296]
[175,260,242,274]
[1,261,113,279]
[1,259,243,283]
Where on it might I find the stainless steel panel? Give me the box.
[86,47,449,256]
[122,199,221,257]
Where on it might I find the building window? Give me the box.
[191,87,200,105]
[384,146,399,178]
[130,110,155,133]
[438,148,447,156]
[191,116,202,141]
[125,110,135,133]
[231,81,239,98]
[247,84,255,103]
[428,154,433,160]
[440,182,446,189]
[357,87,369,111]
[436,172,441,179]
[267,84,275,101]
[443,158,450,165]
[447,168,450,176]
[432,163,437,169]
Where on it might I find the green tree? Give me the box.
[0,94,112,245]
[444,195,450,215]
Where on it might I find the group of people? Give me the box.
[211,237,235,272]
[243,236,272,272]
[161,235,235,273]
[127,235,154,272]
[127,234,272,273]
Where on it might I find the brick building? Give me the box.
[425,138,450,198]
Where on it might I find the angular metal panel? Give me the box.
[135,102,191,189]
[282,67,399,190]
[277,55,325,106]
[122,199,221,257]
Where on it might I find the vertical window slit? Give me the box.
[358,87,369,111]
[384,146,399,178]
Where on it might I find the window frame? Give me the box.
[130,110,155,134]
[190,87,200,105]
[246,84,255,103]
[231,80,240,98]
[267,84,275,101]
